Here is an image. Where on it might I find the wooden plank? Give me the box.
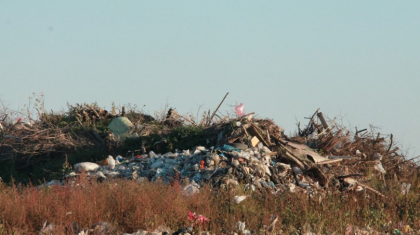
[248,124,270,147]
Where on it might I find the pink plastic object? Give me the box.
[16,117,25,123]
[196,215,210,224]
[187,211,196,222]
[235,103,245,116]
[187,211,210,224]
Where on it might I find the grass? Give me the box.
[0,176,419,234]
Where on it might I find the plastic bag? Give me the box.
[235,103,245,116]
[187,211,210,224]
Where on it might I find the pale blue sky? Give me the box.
[1,1,419,157]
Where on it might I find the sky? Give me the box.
[1,1,419,157]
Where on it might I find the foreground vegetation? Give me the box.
[0,175,419,234]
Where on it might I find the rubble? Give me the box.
[34,108,415,202]
[64,115,409,203]
[2,103,420,234]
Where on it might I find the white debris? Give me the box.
[402,183,411,195]
[108,155,116,170]
[74,162,100,172]
[374,162,386,174]
[182,183,200,196]
[234,195,249,204]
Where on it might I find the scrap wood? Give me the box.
[279,144,312,163]
[208,92,229,125]
[315,117,337,137]
[252,123,275,145]
[307,166,329,187]
[318,129,352,154]
[270,135,309,166]
[75,117,84,126]
[265,151,278,156]
[387,133,394,153]
[356,181,386,198]
[266,129,271,143]
[242,126,250,138]
[270,136,324,165]
[305,152,329,163]
[363,160,381,166]
[87,104,102,119]
[317,112,329,130]
[239,112,255,121]
[388,147,399,155]
[355,128,368,136]
[288,148,321,165]
[281,141,328,163]
[253,119,282,141]
[270,134,288,146]
[298,108,320,137]
[281,150,306,169]
[248,124,270,147]
[328,156,357,159]
[316,159,343,165]
[170,112,196,125]
[227,137,240,144]
[337,173,364,179]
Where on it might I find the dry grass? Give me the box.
[0,174,419,234]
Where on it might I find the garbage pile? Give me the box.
[3,103,419,234]
[43,110,417,200]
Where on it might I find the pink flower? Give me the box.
[187,211,196,222]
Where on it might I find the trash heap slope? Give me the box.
[50,109,418,199]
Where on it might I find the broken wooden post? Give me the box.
[317,112,329,130]
[208,92,229,125]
